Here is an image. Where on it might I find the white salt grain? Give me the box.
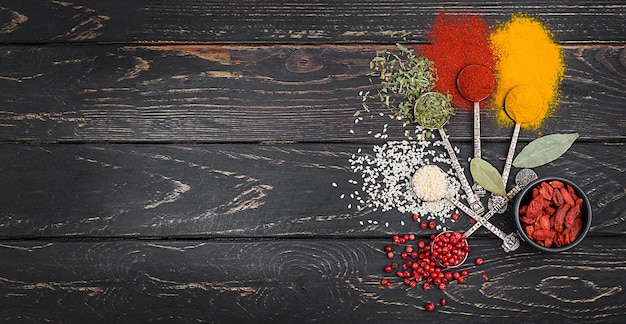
[348,136,460,224]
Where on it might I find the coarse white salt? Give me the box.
[332,182,338,187]
[348,135,460,224]
[359,221,364,226]
[411,165,448,202]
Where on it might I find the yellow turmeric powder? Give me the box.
[490,14,565,129]
[505,85,545,125]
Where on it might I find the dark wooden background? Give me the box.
[0,1,624,323]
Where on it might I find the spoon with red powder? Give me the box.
[457,64,495,196]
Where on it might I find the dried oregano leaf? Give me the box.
[513,133,579,168]
[470,158,507,196]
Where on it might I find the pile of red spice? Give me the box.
[420,13,496,110]
[380,214,489,312]
[381,232,471,291]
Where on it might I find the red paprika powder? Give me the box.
[457,64,495,103]
[420,13,496,110]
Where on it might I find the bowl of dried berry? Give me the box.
[514,177,592,252]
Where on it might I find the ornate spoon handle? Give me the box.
[446,195,512,247]
[438,127,484,214]
[472,102,486,197]
[465,169,538,236]
[501,123,521,189]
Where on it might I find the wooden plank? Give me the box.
[1,238,624,322]
[0,142,623,238]
[0,45,624,142]
[0,1,624,43]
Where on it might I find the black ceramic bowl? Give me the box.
[514,177,592,252]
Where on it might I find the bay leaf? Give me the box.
[513,133,579,168]
[470,158,507,196]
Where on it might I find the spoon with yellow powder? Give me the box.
[457,64,496,197]
[501,85,547,188]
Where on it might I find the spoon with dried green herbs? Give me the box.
[368,44,484,214]
[415,92,484,215]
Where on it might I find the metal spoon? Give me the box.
[464,169,538,252]
[437,127,484,214]
[501,85,543,189]
[457,65,495,198]
[411,165,504,248]
[446,194,520,252]
[414,92,484,215]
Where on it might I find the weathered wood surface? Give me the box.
[1,238,625,323]
[0,45,624,142]
[1,0,625,322]
[0,1,624,44]
[0,142,623,238]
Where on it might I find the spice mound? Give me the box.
[519,180,585,248]
[457,64,495,103]
[411,165,448,201]
[490,14,565,129]
[420,13,496,110]
[504,85,546,126]
[414,92,454,129]
[431,231,470,268]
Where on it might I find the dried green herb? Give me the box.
[470,158,507,196]
[367,43,446,123]
[414,92,454,129]
[513,133,579,168]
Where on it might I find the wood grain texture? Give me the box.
[1,1,624,321]
[0,1,624,44]
[1,238,624,323]
[1,142,623,238]
[0,45,624,143]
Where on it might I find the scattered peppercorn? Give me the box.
[424,302,436,312]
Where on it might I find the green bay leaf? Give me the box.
[470,158,507,196]
[513,133,579,168]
